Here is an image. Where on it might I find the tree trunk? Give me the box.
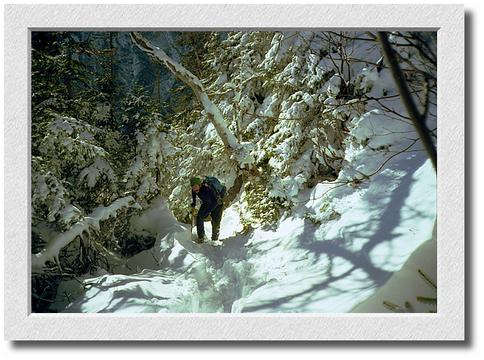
[129,32,241,152]
[377,32,437,171]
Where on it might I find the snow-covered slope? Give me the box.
[61,152,435,313]
[43,30,437,314]
[351,224,436,313]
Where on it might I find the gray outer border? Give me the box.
[4,4,464,341]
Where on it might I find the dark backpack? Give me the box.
[203,176,226,201]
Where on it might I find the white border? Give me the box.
[4,4,464,341]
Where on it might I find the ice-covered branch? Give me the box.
[32,196,140,272]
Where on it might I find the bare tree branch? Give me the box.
[377,32,437,170]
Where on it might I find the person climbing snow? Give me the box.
[190,176,226,244]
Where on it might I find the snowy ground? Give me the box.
[58,149,436,313]
[36,30,437,313]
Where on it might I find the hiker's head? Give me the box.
[190,177,202,193]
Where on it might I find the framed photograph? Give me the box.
[4,4,464,341]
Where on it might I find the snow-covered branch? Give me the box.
[32,196,140,272]
[130,32,241,152]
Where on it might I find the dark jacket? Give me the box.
[192,183,218,211]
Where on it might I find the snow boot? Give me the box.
[195,235,206,244]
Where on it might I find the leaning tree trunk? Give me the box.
[130,32,255,208]
[377,32,437,171]
[130,32,241,152]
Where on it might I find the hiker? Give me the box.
[190,176,226,243]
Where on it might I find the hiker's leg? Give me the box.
[196,205,211,240]
[211,204,223,240]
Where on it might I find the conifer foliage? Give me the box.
[31,31,436,312]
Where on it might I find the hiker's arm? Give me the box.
[191,191,196,207]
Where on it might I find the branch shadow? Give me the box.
[239,152,433,312]
[361,153,428,255]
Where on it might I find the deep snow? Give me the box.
[59,151,435,313]
[48,31,437,314]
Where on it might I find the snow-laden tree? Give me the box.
[130,31,258,221]
[180,31,351,224]
[160,30,436,226]
[30,30,436,312]
[31,34,179,311]
[130,32,251,161]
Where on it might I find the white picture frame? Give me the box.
[4,4,464,341]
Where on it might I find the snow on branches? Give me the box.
[130,32,254,168]
[32,196,140,272]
